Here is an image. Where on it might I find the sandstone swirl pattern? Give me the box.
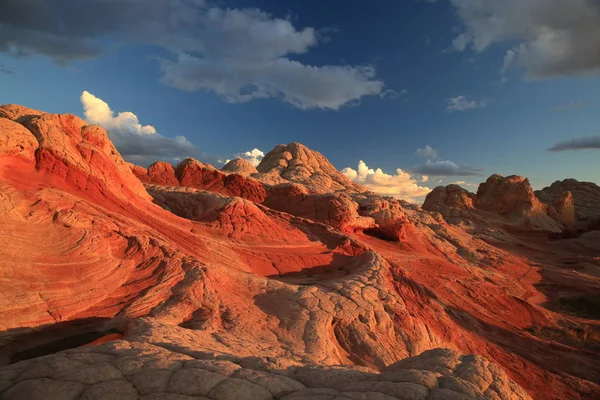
[0,104,598,399]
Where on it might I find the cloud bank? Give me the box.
[80,91,200,166]
[342,161,431,202]
[450,0,600,78]
[2,0,385,109]
[548,135,600,152]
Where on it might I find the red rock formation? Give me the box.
[552,191,576,226]
[422,184,476,212]
[475,175,547,216]
[537,179,600,224]
[146,161,179,186]
[0,104,599,400]
[221,157,258,176]
[256,142,365,193]
[424,175,566,232]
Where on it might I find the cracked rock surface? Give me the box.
[0,104,599,400]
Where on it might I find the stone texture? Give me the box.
[0,104,598,400]
[536,179,600,224]
[0,117,39,161]
[255,142,365,193]
[222,158,259,176]
[423,175,565,232]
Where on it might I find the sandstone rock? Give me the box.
[17,112,150,202]
[207,377,274,400]
[222,158,259,176]
[256,142,365,193]
[536,179,600,221]
[2,378,84,400]
[167,368,227,396]
[0,104,598,400]
[476,175,545,217]
[174,157,269,202]
[551,191,576,226]
[146,161,179,186]
[422,185,475,212]
[0,104,43,120]
[0,118,39,161]
[425,176,565,232]
[79,380,138,400]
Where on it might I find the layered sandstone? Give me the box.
[222,158,259,176]
[255,142,365,193]
[423,175,567,232]
[0,104,599,400]
[536,179,600,227]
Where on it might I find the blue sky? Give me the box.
[1,0,599,200]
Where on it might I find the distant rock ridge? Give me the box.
[536,179,600,222]
[423,174,573,232]
[131,156,412,242]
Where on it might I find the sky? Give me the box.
[1,0,599,202]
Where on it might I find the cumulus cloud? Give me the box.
[412,160,482,177]
[450,0,600,78]
[342,161,431,202]
[2,1,386,109]
[548,135,600,152]
[80,91,200,166]
[238,148,265,167]
[447,96,487,112]
[415,145,439,160]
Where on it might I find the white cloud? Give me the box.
[2,1,386,110]
[447,96,488,112]
[159,55,384,110]
[81,91,157,136]
[342,160,431,202]
[450,180,478,188]
[412,160,482,177]
[548,135,600,152]
[238,148,265,167]
[80,91,200,166]
[450,0,600,78]
[415,145,439,160]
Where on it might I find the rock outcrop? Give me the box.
[132,157,269,203]
[1,104,599,400]
[423,175,566,232]
[255,142,365,193]
[0,342,532,400]
[222,158,259,176]
[551,191,576,227]
[536,179,600,223]
[423,184,476,212]
[475,175,546,217]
